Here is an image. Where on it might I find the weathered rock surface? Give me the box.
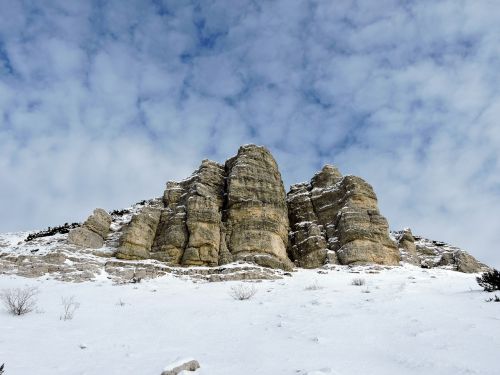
[146,145,292,270]
[84,208,112,238]
[224,145,293,271]
[27,144,486,274]
[116,208,161,260]
[151,160,226,266]
[288,165,400,268]
[394,231,489,273]
[68,208,111,248]
[68,227,104,249]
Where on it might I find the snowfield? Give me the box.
[0,265,498,375]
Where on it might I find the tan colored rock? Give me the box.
[287,166,400,267]
[116,208,161,260]
[225,145,292,270]
[151,181,189,263]
[83,208,112,238]
[67,207,111,248]
[396,228,419,265]
[68,227,104,249]
[152,160,225,266]
[454,251,486,273]
[182,160,225,266]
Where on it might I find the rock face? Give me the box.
[68,208,111,249]
[224,145,293,270]
[394,230,489,273]
[68,227,104,249]
[146,145,292,270]
[395,228,419,265]
[287,165,400,268]
[61,144,486,273]
[116,208,161,260]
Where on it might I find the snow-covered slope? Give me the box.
[0,265,498,375]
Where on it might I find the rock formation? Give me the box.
[116,208,161,260]
[68,208,111,249]
[393,229,489,273]
[287,165,400,268]
[60,144,487,273]
[224,145,292,270]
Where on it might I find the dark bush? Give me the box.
[476,269,500,292]
[25,222,80,242]
[485,295,500,303]
[109,209,131,216]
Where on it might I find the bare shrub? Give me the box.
[1,287,39,316]
[116,299,126,307]
[304,280,323,291]
[229,284,257,300]
[351,278,366,286]
[60,296,80,321]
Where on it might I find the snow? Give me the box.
[0,265,498,375]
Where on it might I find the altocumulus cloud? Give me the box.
[0,0,499,267]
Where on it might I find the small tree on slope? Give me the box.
[476,269,500,292]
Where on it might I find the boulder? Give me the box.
[83,208,112,239]
[161,359,200,375]
[68,207,111,248]
[68,227,104,249]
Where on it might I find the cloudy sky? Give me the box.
[1,0,499,267]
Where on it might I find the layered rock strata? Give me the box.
[224,145,293,270]
[68,208,111,249]
[287,165,400,268]
[62,144,487,273]
[116,208,161,260]
[116,145,293,270]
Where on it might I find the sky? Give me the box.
[0,0,499,268]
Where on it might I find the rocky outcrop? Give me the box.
[68,227,104,249]
[394,231,489,273]
[151,160,226,266]
[59,145,486,273]
[224,145,293,271]
[133,145,293,270]
[287,165,400,268]
[116,208,161,260]
[68,208,111,248]
[395,228,419,265]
